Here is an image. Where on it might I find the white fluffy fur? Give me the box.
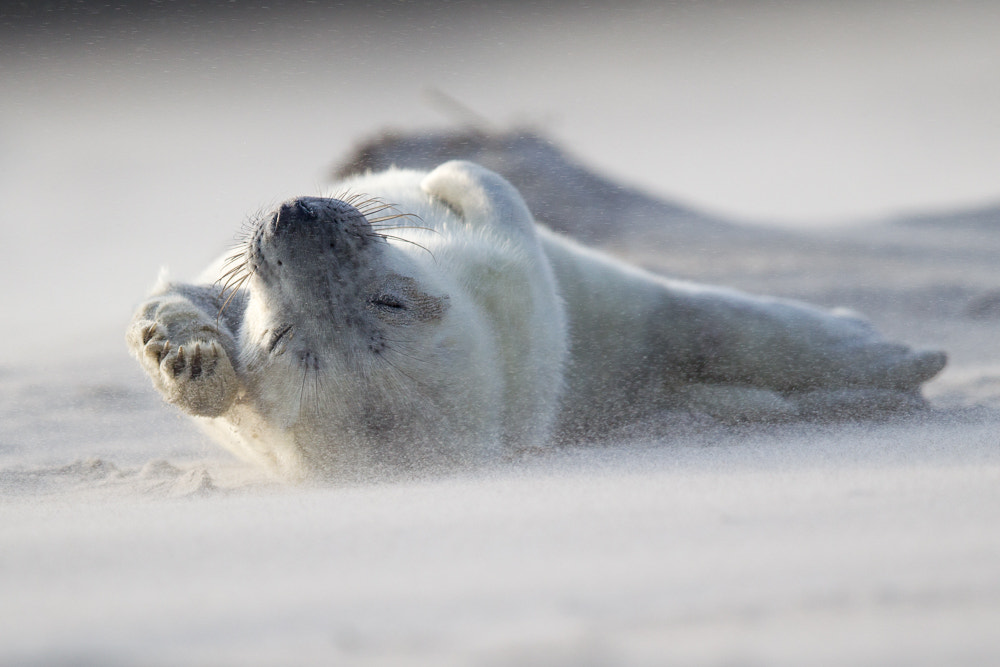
[127,161,945,480]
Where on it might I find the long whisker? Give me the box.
[357,203,398,216]
[307,370,321,418]
[216,266,255,325]
[346,195,383,208]
[355,197,394,209]
[370,226,441,240]
[379,335,423,345]
[298,364,310,417]
[218,263,248,283]
[380,354,425,388]
[365,207,420,219]
[221,257,248,276]
[368,216,427,228]
[372,233,434,258]
[385,347,433,366]
[217,265,249,295]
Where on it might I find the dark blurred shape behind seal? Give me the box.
[333,128,747,246]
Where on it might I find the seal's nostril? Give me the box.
[272,201,314,236]
[295,199,317,219]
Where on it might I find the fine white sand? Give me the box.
[2,3,999,665]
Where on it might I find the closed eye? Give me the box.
[268,324,293,353]
[370,294,406,310]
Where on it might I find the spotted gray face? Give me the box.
[252,196,374,288]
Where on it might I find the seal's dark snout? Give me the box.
[250,196,374,292]
[256,196,372,273]
[293,199,318,220]
[273,197,365,234]
[274,197,321,231]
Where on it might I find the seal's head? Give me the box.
[245,196,406,336]
[220,193,498,474]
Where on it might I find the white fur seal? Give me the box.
[127,161,946,480]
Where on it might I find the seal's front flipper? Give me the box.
[126,288,241,418]
[421,160,537,239]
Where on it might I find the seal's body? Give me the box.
[127,162,945,480]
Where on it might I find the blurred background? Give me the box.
[2,0,999,366]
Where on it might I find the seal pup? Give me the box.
[127,161,946,480]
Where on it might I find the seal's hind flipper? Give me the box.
[860,345,948,391]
